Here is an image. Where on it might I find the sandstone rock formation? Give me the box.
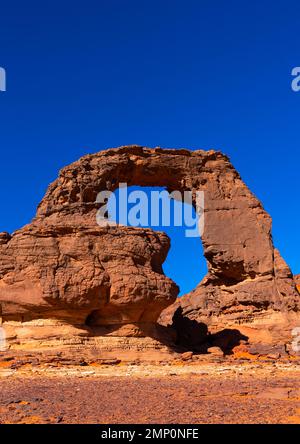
[0,145,299,353]
[0,224,178,345]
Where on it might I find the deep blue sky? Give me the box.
[0,0,299,294]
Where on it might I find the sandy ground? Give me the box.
[0,361,300,424]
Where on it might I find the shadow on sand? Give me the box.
[169,307,249,355]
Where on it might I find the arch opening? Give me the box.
[105,185,207,296]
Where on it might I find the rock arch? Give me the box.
[0,146,299,345]
[36,146,275,283]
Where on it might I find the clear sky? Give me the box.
[0,1,299,294]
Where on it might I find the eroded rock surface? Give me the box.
[0,223,177,329]
[0,145,299,350]
[295,275,300,292]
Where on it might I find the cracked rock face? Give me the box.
[0,146,299,343]
[295,275,300,292]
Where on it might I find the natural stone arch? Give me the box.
[37,147,274,282]
[0,146,299,345]
[36,145,274,284]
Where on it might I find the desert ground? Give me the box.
[1,357,300,424]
